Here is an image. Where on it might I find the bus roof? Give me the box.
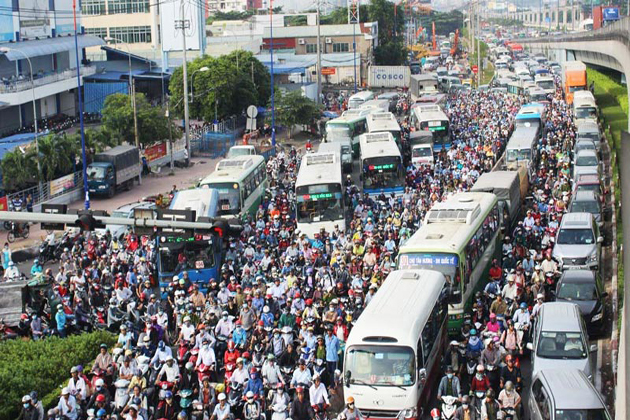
[170,188,220,219]
[295,152,342,189]
[507,126,539,149]
[346,270,446,348]
[341,108,375,119]
[200,155,265,184]
[412,108,449,122]
[424,191,497,225]
[366,112,401,133]
[359,99,390,111]
[349,91,375,101]
[359,132,400,160]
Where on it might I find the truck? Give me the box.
[408,131,434,167]
[593,5,620,30]
[409,74,439,101]
[87,145,141,197]
[367,66,411,89]
[563,61,587,105]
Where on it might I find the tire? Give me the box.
[108,187,115,199]
[7,232,15,243]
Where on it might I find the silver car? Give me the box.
[97,201,157,240]
[552,212,602,270]
[573,149,600,183]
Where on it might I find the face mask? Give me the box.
[278,389,283,394]
[223,315,228,320]
[23,403,30,409]
[96,386,102,391]
[462,404,469,409]
[274,334,280,339]
[348,404,355,409]
[476,374,483,380]
[250,375,256,380]
[447,373,453,379]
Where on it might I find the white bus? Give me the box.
[295,152,346,238]
[410,106,450,152]
[199,155,267,218]
[398,192,501,333]
[359,99,391,113]
[348,90,375,109]
[359,132,405,196]
[344,269,448,419]
[366,112,403,147]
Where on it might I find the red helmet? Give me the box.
[257,320,264,326]
[295,292,301,298]
[20,313,28,320]
[96,394,106,403]
[430,408,440,419]
[305,299,313,306]
[242,352,250,359]
[227,340,235,350]
[250,367,257,374]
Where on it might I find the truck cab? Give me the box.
[87,163,116,197]
[227,145,256,158]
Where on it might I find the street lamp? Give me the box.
[0,47,42,192]
[190,66,209,104]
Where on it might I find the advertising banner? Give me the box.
[0,0,15,42]
[144,142,167,162]
[49,173,75,196]
[19,0,52,39]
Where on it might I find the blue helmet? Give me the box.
[97,408,107,417]
[520,302,527,309]
[469,329,477,336]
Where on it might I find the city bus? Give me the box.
[199,155,267,219]
[157,188,221,290]
[515,102,546,133]
[365,112,403,148]
[398,192,501,333]
[295,152,345,238]
[409,105,450,152]
[344,269,448,419]
[505,125,540,172]
[326,111,370,156]
[359,132,405,196]
[348,90,375,109]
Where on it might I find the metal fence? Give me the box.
[189,115,246,158]
[6,170,84,210]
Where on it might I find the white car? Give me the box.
[97,201,157,240]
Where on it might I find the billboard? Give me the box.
[603,7,619,21]
[161,0,204,52]
[0,0,15,42]
[19,0,52,39]
[54,0,76,35]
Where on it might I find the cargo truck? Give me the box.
[87,145,141,197]
[593,5,620,30]
[563,61,587,105]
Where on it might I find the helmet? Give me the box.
[486,389,495,398]
[96,394,106,403]
[520,302,527,309]
[346,396,355,404]
[430,408,441,419]
[469,329,477,336]
[95,379,105,387]
[476,364,485,372]
[246,391,255,400]
[227,340,235,350]
[165,391,173,399]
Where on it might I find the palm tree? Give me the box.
[1,148,38,191]
[37,135,74,181]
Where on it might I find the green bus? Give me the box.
[326,109,372,156]
[397,192,501,334]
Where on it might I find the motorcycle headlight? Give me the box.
[591,311,603,322]
[401,406,418,419]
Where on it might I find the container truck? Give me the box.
[563,61,587,105]
[593,6,620,30]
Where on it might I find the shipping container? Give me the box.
[593,5,620,29]
[367,66,411,89]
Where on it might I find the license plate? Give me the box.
[221,205,230,210]
[195,260,205,269]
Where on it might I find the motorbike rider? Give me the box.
[309,374,329,411]
[466,329,484,359]
[57,388,79,420]
[18,394,38,420]
[231,358,249,387]
[290,359,312,389]
[243,390,263,420]
[180,362,200,396]
[499,355,522,392]
[4,261,20,281]
[262,354,285,388]
[156,390,178,420]
[340,396,364,420]
[155,356,180,386]
[454,395,477,420]
[480,389,499,420]
[497,381,521,420]
[67,366,88,402]
[470,365,491,396]
[437,365,462,401]
[30,259,43,277]
[244,368,264,399]
[270,383,291,410]
[86,380,111,411]
[290,387,315,420]
[150,340,173,366]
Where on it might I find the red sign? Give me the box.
[321,67,336,75]
[472,65,479,74]
[144,142,167,162]
[0,196,7,211]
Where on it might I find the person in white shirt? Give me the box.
[309,375,329,408]
[67,367,87,401]
[57,388,78,420]
[197,339,217,368]
[179,316,196,343]
[261,355,284,387]
[156,356,180,384]
[501,277,518,301]
[215,312,234,338]
[290,360,312,388]
[115,283,133,304]
[231,359,249,386]
[151,341,173,366]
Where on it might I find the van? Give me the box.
[529,369,611,420]
[552,212,603,271]
[319,140,352,173]
[526,302,597,379]
[408,131,434,168]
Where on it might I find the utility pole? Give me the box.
[477,4,481,86]
[316,0,322,105]
[179,0,191,165]
[132,80,141,184]
[166,102,174,174]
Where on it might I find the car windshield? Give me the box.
[228,148,251,158]
[412,147,432,158]
[576,141,596,152]
[345,345,415,387]
[579,133,599,143]
[87,166,107,180]
[570,200,600,214]
[575,107,597,120]
[111,211,130,218]
[555,409,611,420]
[557,281,597,301]
[557,228,595,245]
[576,155,598,166]
[537,331,587,359]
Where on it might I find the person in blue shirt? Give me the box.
[55,304,67,338]
[261,306,274,328]
[30,259,43,277]
[243,368,264,398]
[324,327,340,375]
[232,321,248,349]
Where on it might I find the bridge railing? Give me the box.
[520,16,630,43]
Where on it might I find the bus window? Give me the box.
[346,346,415,386]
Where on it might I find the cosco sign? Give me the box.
[374,73,405,80]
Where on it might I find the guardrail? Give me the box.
[0,66,97,94]
[519,16,630,44]
[5,170,84,210]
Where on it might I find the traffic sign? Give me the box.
[472,65,479,74]
[247,105,258,119]
[321,67,336,75]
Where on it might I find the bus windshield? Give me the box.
[362,157,404,190]
[296,184,344,223]
[327,126,351,141]
[507,148,532,162]
[398,253,461,304]
[515,118,541,129]
[536,80,555,90]
[575,107,597,120]
[345,345,415,387]
[204,182,241,215]
[159,240,216,273]
[412,147,432,158]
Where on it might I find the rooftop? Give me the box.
[262,22,376,39]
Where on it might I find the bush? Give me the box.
[0,331,116,419]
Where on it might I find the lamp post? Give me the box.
[0,47,42,194]
[104,36,141,184]
[72,0,89,209]
[269,0,276,147]
[190,66,209,104]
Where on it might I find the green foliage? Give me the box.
[169,51,270,122]
[374,39,407,66]
[206,10,254,24]
[488,17,524,28]
[430,10,465,36]
[101,93,173,147]
[0,147,38,190]
[284,15,307,26]
[0,331,116,419]
[272,90,321,139]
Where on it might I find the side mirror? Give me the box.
[526,342,533,351]
[418,368,427,381]
[590,343,598,353]
[344,370,351,385]
[597,236,604,244]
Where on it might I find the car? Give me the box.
[573,138,596,157]
[98,201,157,240]
[555,270,607,334]
[574,174,604,202]
[568,190,603,226]
[573,149,600,182]
[552,212,603,271]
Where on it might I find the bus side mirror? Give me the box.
[344,370,351,385]
[418,368,427,382]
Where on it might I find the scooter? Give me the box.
[440,395,459,420]
[270,402,289,420]
[113,379,131,413]
[7,221,29,243]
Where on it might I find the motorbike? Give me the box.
[501,407,517,420]
[472,391,486,417]
[313,404,328,420]
[270,402,289,420]
[39,240,57,264]
[7,221,29,243]
[228,382,245,417]
[441,395,459,420]
[113,379,131,413]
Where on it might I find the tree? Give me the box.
[37,134,76,181]
[1,147,38,191]
[431,10,465,36]
[169,52,270,123]
[101,93,173,146]
[272,90,321,139]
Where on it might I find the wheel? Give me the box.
[7,231,15,243]
[108,187,115,198]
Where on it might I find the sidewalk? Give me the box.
[3,156,221,251]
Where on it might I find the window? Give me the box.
[464,204,499,285]
[83,0,106,14]
[109,26,152,43]
[108,0,149,13]
[306,44,317,54]
[419,296,446,367]
[86,27,108,39]
[333,42,349,53]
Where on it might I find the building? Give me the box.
[0,0,104,136]
[81,0,160,59]
[206,0,248,14]
[260,22,377,86]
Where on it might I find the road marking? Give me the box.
[595,339,603,392]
